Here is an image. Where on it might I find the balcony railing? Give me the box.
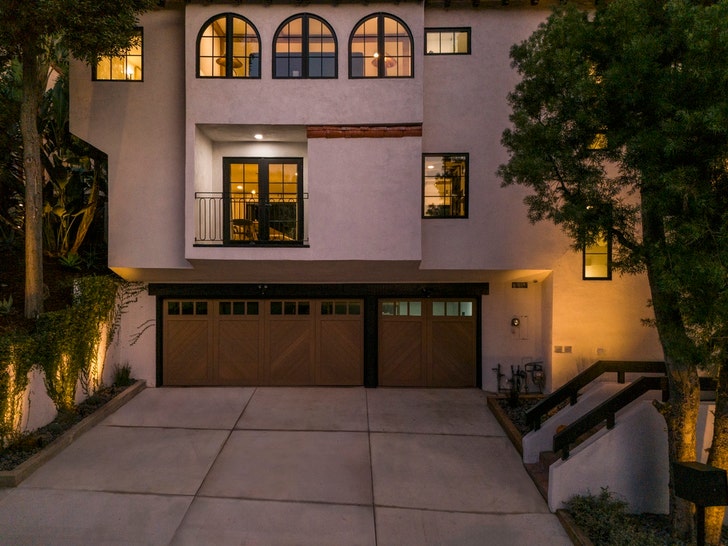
[195,192,307,245]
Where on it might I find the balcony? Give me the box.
[195,192,308,246]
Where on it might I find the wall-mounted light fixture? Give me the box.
[511,317,520,328]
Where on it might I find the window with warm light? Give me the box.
[422,154,468,218]
[349,13,413,78]
[224,157,304,244]
[583,234,612,280]
[425,28,470,55]
[198,14,260,78]
[93,29,143,81]
[274,14,337,78]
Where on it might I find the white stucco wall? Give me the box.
[482,276,546,393]
[70,8,188,273]
[547,400,726,521]
[549,251,664,388]
[421,8,568,271]
[548,400,670,514]
[184,4,424,126]
[104,289,158,387]
[19,370,56,434]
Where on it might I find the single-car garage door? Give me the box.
[163,299,363,386]
[378,299,476,387]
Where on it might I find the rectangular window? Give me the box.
[167,300,208,315]
[93,29,143,81]
[423,154,468,218]
[583,234,612,280]
[425,28,470,55]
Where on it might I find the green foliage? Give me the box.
[73,276,122,397]
[35,309,84,413]
[499,0,728,320]
[58,253,83,270]
[0,1,158,62]
[0,333,33,447]
[500,2,728,538]
[0,295,13,315]
[0,0,157,318]
[35,275,122,411]
[566,489,682,546]
[112,363,133,388]
[0,59,24,240]
[40,64,108,260]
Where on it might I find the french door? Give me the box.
[223,157,304,244]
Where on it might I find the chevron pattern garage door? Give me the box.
[163,299,363,386]
[378,299,476,387]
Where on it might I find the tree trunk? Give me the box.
[642,187,701,542]
[705,348,728,546]
[20,42,45,319]
[651,284,701,543]
[661,361,701,543]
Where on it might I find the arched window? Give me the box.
[198,14,260,78]
[274,14,337,78]
[349,13,413,78]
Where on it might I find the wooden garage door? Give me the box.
[163,299,363,386]
[379,299,476,387]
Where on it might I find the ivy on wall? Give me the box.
[36,276,121,412]
[0,275,146,435]
[0,333,33,447]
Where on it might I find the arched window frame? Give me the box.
[273,13,338,79]
[197,13,261,79]
[348,13,414,79]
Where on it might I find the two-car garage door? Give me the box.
[164,299,363,386]
[162,298,476,387]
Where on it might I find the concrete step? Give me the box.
[524,450,557,501]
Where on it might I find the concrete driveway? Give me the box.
[0,387,571,545]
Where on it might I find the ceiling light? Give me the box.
[254,134,263,140]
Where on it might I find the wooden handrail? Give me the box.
[552,376,668,459]
[525,360,667,431]
[547,373,717,460]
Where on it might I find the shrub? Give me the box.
[112,363,133,387]
[0,333,34,446]
[565,488,681,546]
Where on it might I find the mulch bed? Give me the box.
[0,383,131,471]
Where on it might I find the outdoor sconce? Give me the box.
[511,317,520,328]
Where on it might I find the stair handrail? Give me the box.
[525,360,667,431]
[552,375,667,460]
[551,376,717,460]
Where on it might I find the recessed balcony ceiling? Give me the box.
[198,124,307,143]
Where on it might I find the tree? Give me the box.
[0,60,24,245]
[40,58,108,263]
[498,0,728,542]
[0,0,156,318]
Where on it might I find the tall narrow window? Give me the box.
[425,28,470,55]
[198,14,260,78]
[423,154,468,218]
[224,158,304,244]
[583,234,612,280]
[274,14,337,78]
[93,29,143,81]
[349,13,413,78]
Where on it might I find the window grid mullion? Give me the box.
[301,16,310,78]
